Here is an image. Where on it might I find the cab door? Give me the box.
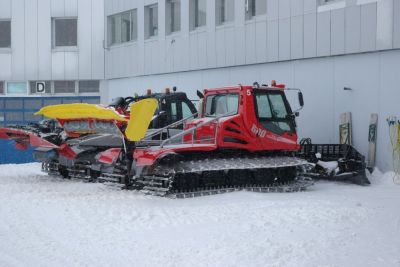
[160,97,194,141]
[165,98,196,128]
[252,90,298,150]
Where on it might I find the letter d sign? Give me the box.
[36,82,46,94]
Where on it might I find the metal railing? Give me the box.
[144,113,198,141]
[160,111,235,148]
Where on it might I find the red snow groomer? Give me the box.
[0,82,369,197]
[128,82,369,198]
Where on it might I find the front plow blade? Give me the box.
[299,144,370,185]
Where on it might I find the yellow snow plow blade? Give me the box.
[35,103,129,122]
[125,98,158,141]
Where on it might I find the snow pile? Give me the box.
[367,168,400,186]
[0,163,399,267]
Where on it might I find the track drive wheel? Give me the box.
[59,166,70,179]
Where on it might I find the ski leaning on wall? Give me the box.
[340,112,352,145]
[387,116,400,183]
[367,113,378,172]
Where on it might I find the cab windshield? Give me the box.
[205,94,239,117]
[254,90,295,134]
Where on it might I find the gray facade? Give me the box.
[104,0,400,172]
[104,0,399,78]
[0,0,105,95]
[105,49,400,172]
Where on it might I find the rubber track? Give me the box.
[138,156,314,198]
[152,156,307,175]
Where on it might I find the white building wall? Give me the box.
[104,0,399,79]
[103,0,400,172]
[107,49,400,172]
[0,0,105,83]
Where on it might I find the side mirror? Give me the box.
[295,112,300,117]
[197,90,204,99]
[298,92,304,107]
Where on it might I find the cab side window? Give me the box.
[205,94,239,117]
[182,101,193,119]
[165,98,196,128]
[171,101,178,122]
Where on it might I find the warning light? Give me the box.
[271,80,285,89]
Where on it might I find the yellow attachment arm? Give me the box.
[125,98,158,141]
[35,103,129,122]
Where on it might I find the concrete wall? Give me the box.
[0,0,105,82]
[104,0,399,79]
[106,49,400,172]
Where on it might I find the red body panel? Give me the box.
[58,144,77,160]
[134,144,217,167]
[0,127,59,150]
[98,148,122,165]
[134,85,300,167]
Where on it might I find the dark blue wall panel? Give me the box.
[0,140,35,164]
[0,96,100,164]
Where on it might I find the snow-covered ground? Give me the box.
[0,163,399,267]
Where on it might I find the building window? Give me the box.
[216,0,234,25]
[29,81,51,94]
[320,0,340,4]
[190,0,206,30]
[79,80,100,93]
[245,0,267,20]
[7,82,27,94]
[145,4,158,39]
[0,81,4,94]
[54,81,76,94]
[108,10,138,45]
[166,0,181,35]
[0,20,11,48]
[52,18,77,47]
[318,0,346,11]
[109,15,120,44]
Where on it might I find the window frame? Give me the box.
[0,19,11,50]
[6,82,28,95]
[78,80,101,94]
[52,17,78,50]
[216,0,234,26]
[108,9,138,46]
[166,0,181,35]
[317,0,346,12]
[0,81,5,95]
[320,0,343,4]
[53,80,77,95]
[245,0,267,21]
[145,4,159,39]
[190,0,207,31]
